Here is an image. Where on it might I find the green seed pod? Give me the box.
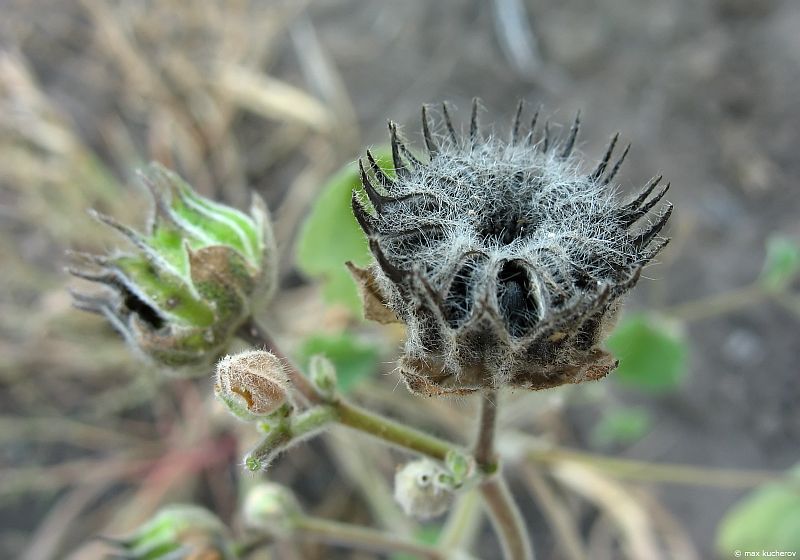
[69,163,277,369]
[103,504,238,559]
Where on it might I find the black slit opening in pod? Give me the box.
[117,277,164,330]
[442,253,486,329]
[496,260,540,338]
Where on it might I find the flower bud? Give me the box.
[105,504,236,559]
[69,162,277,369]
[394,459,453,520]
[308,354,337,399]
[242,483,302,536]
[215,351,289,421]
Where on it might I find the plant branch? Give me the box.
[294,515,446,560]
[473,389,533,560]
[473,387,499,473]
[238,317,459,462]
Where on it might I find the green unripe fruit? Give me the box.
[70,163,277,369]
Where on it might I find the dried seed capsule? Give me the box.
[215,351,289,421]
[351,101,673,395]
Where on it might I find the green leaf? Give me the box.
[606,314,688,393]
[297,333,380,393]
[295,149,393,314]
[760,235,800,292]
[717,467,800,556]
[591,407,652,446]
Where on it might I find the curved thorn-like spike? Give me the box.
[611,267,642,296]
[67,266,116,284]
[639,237,671,266]
[621,175,662,213]
[559,110,581,159]
[66,250,110,267]
[511,99,524,145]
[88,209,146,247]
[469,97,480,147]
[421,105,438,157]
[369,239,409,285]
[632,203,673,250]
[441,101,458,145]
[526,105,541,146]
[399,140,423,168]
[542,121,551,153]
[366,149,395,188]
[591,133,619,181]
[69,289,116,315]
[388,121,410,177]
[622,183,670,227]
[602,142,631,185]
[358,159,388,213]
[351,191,377,235]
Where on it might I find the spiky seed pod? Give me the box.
[69,163,277,369]
[102,504,238,559]
[349,99,672,396]
[215,351,289,421]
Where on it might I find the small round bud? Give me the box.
[242,483,302,535]
[215,351,289,421]
[394,459,454,520]
[308,354,337,399]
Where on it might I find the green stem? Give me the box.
[333,398,454,461]
[660,282,766,322]
[473,389,533,560]
[294,515,445,560]
[238,317,461,462]
[246,406,336,470]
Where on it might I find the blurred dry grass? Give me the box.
[1,1,798,559]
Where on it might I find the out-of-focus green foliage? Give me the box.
[760,235,800,292]
[717,467,800,556]
[591,406,653,446]
[606,314,688,393]
[297,332,380,393]
[296,149,393,313]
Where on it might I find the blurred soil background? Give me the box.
[1,0,799,559]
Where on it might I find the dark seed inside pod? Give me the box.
[497,261,539,337]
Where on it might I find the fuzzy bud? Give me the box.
[215,351,289,421]
[242,483,302,536]
[394,459,454,520]
[104,504,236,559]
[308,354,338,399]
[69,162,277,369]
[351,100,673,395]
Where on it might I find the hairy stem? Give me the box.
[238,317,458,462]
[474,389,533,560]
[294,515,446,560]
[334,398,453,461]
